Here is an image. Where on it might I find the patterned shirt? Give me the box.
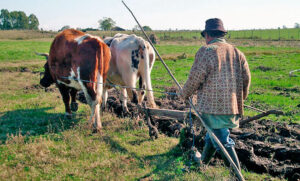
[181,38,251,116]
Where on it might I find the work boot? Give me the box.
[219,146,241,171]
[200,142,217,165]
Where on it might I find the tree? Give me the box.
[282,25,287,29]
[0,9,40,30]
[17,11,28,29]
[98,17,116,31]
[28,14,39,30]
[0,9,12,30]
[9,11,19,29]
[132,25,139,31]
[10,11,28,29]
[295,23,300,29]
[142,25,152,31]
[111,26,125,31]
[59,25,71,31]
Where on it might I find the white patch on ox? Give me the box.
[75,34,104,45]
[75,35,90,45]
[90,35,104,43]
[57,69,81,90]
[77,67,92,106]
[96,72,103,103]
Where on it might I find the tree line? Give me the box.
[98,17,152,31]
[0,9,39,30]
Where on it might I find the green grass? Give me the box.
[0,40,51,62]
[228,28,300,40]
[0,39,298,180]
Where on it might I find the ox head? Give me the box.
[40,61,54,88]
[36,52,54,88]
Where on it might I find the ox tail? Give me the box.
[95,44,104,105]
[142,41,156,108]
[35,52,49,60]
[95,41,109,106]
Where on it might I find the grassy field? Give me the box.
[0,36,299,180]
[80,28,300,41]
[1,28,300,41]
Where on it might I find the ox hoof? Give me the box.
[101,105,107,113]
[64,112,72,119]
[91,127,102,134]
[150,129,159,140]
[71,102,78,112]
[150,104,158,109]
[122,107,129,114]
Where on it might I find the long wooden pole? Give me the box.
[240,110,283,125]
[121,1,245,180]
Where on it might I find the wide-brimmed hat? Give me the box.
[201,18,227,37]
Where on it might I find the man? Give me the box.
[180,18,251,170]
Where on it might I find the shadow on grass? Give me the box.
[0,107,80,143]
[102,135,183,180]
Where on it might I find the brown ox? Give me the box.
[38,29,111,131]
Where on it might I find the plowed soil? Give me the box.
[78,88,300,181]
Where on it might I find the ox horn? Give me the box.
[35,52,49,60]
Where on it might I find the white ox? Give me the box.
[103,33,156,112]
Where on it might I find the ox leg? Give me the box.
[120,88,129,113]
[90,102,101,132]
[70,88,78,112]
[126,88,138,105]
[146,85,156,108]
[88,72,104,132]
[83,89,102,132]
[78,81,102,132]
[101,87,108,114]
[122,72,138,106]
[101,87,108,116]
[58,85,72,119]
[137,76,146,105]
[123,75,138,106]
[139,74,156,108]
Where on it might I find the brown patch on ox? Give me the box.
[138,45,145,59]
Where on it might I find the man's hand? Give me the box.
[182,97,190,105]
[178,89,190,105]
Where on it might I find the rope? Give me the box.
[60,76,177,96]
[244,105,265,113]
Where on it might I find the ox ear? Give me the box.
[104,37,113,47]
[35,52,49,60]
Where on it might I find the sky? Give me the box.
[1,0,300,31]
